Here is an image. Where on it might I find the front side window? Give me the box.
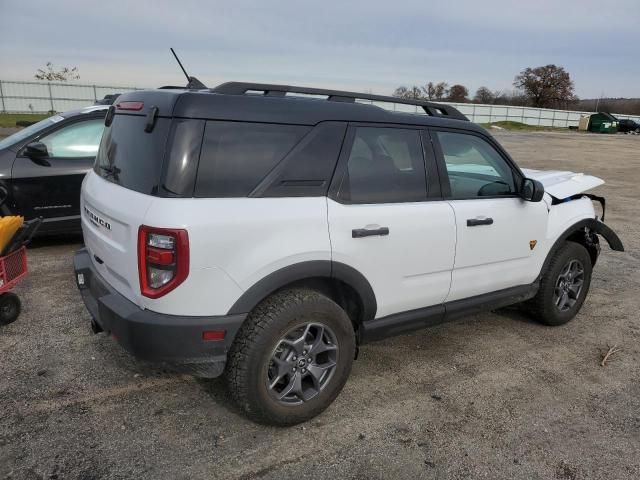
[39,119,105,158]
[436,131,517,198]
[0,115,63,150]
[338,127,426,203]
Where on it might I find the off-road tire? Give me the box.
[225,288,356,426]
[528,242,592,326]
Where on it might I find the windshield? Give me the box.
[0,115,65,150]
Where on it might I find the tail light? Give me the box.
[138,225,189,298]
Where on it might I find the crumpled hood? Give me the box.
[521,168,604,200]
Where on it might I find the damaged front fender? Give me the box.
[583,218,624,252]
[541,218,624,274]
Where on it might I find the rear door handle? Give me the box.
[352,227,390,238]
[466,217,493,227]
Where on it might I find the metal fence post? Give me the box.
[47,83,54,112]
[93,85,97,102]
[0,80,5,113]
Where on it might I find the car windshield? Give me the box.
[0,115,65,150]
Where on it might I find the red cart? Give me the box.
[0,218,41,325]
[0,246,28,325]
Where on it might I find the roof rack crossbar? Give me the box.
[212,82,468,121]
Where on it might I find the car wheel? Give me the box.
[528,242,592,326]
[0,292,21,325]
[225,288,356,425]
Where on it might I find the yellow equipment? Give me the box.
[0,216,24,253]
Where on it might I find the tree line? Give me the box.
[393,64,640,115]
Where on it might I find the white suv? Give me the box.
[74,82,624,425]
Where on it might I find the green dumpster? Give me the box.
[588,112,618,133]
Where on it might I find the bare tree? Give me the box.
[35,62,80,81]
[393,85,425,100]
[473,86,496,104]
[513,64,576,108]
[424,82,449,100]
[574,97,640,115]
[447,84,469,103]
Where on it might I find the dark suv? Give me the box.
[0,106,107,235]
[618,118,640,133]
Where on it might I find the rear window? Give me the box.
[195,121,309,197]
[95,114,171,195]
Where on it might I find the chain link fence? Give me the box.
[2,79,639,126]
[0,80,144,113]
[366,100,640,127]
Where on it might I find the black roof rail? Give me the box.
[212,82,469,121]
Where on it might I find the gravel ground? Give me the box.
[0,130,639,480]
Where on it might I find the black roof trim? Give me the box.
[212,82,469,121]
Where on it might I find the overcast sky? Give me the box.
[1,0,638,98]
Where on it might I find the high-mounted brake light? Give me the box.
[116,101,144,111]
[138,226,189,298]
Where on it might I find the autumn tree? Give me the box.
[35,62,80,81]
[447,84,469,102]
[513,64,576,108]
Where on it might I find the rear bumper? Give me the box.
[73,248,246,378]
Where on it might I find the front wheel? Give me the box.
[528,242,592,326]
[225,289,356,425]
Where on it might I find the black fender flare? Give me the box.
[227,260,377,321]
[541,218,624,274]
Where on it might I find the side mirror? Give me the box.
[23,142,51,167]
[521,178,545,202]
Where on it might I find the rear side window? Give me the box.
[95,114,171,195]
[338,127,426,203]
[260,122,347,197]
[195,121,309,197]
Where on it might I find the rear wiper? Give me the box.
[99,165,121,179]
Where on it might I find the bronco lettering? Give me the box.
[84,206,111,230]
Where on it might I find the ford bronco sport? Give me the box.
[74,82,624,425]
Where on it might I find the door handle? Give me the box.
[352,227,390,238]
[466,217,493,227]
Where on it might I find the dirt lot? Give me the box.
[1,130,638,480]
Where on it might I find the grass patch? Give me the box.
[479,121,561,131]
[0,113,49,128]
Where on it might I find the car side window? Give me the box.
[195,121,309,197]
[436,131,517,199]
[339,127,426,203]
[39,119,105,158]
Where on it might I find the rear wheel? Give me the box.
[225,289,356,425]
[0,292,21,325]
[528,242,592,326]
